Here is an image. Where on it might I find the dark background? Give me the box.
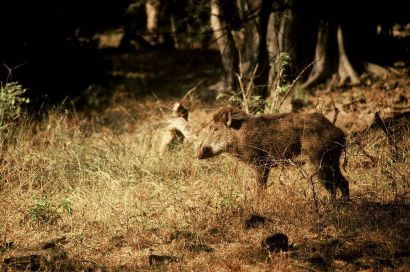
[0,0,409,109]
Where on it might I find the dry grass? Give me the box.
[0,99,409,271]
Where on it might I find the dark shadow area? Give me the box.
[0,0,131,110]
[105,49,222,97]
[0,0,409,114]
[0,44,109,106]
[292,199,410,271]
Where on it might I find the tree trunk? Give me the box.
[239,0,259,76]
[144,0,175,49]
[145,0,160,45]
[208,0,373,104]
[336,25,360,85]
[278,9,299,68]
[267,11,280,85]
[301,21,361,90]
[252,0,271,102]
[268,6,311,98]
[146,0,160,33]
[210,0,241,92]
[300,21,334,89]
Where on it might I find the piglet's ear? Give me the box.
[226,108,248,129]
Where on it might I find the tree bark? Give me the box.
[269,5,312,97]
[267,11,280,81]
[252,0,271,101]
[210,0,241,91]
[239,0,259,76]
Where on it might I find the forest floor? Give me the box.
[1,49,409,271]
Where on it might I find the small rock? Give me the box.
[185,243,215,253]
[207,227,219,236]
[262,233,289,252]
[169,230,195,241]
[244,214,269,229]
[148,255,179,266]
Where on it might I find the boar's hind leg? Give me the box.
[316,148,349,200]
[328,148,349,199]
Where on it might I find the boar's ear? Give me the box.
[226,108,248,129]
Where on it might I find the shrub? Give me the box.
[0,82,30,132]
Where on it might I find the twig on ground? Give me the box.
[329,93,340,124]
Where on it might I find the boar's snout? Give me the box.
[197,145,214,159]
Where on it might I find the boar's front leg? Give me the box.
[255,166,270,196]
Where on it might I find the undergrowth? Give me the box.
[0,95,409,271]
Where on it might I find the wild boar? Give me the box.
[197,107,349,200]
[160,102,196,154]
